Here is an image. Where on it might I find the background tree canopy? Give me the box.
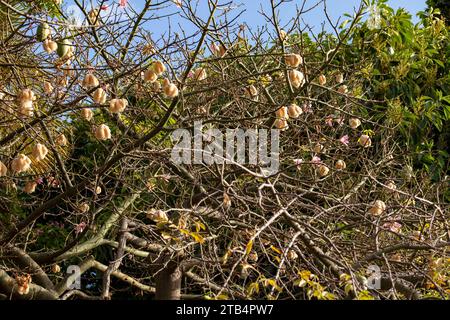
[0,0,448,301]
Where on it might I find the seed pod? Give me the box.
[43,39,57,53]
[19,100,34,117]
[37,22,50,41]
[245,85,258,98]
[385,181,397,192]
[284,54,303,68]
[81,108,94,121]
[82,74,99,89]
[88,9,100,26]
[43,82,54,95]
[279,30,288,41]
[193,68,207,81]
[338,85,348,94]
[313,144,324,153]
[152,61,166,76]
[95,186,102,194]
[287,250,298,260]
[318,74,327,86]
[78,202,90,213]
[32,143,48,161]
[147,208,168,222]
[274,118,289,131]
[11,154,32,173]
[57,39,72,58]
[109,98,128,113]
[358,134,372,148]
[144,69,158,83]
[0,161,7,176]
[335,160,346,170]
[55,134,68,146]
[349,118,361,129]
[19,89,36,102]
[24,181,37,194]
[95,124,111,140]
[336,73,344,84]
[368,200,386,216]
[93,88,107,104]
[317,164,330,177]
[51,264,61,273]
[287,104,302,118]
[162,79,179,98]
[275,106,289,119]
[223,192,231,210]
[288,70,305,88]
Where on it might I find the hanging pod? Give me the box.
[287,104,302,118]
[43,39,58,53]
[95,124,111,140]
[162,79,179,98]
[82,74,100,89]
[153,61,166,76]
[81,108,94,121]
[32,143,49,161]
[24,181,38,194]
[275,106,289,120]
[288,70,305,88]
[284,54,303,68]
[144,69,158,83]
[0,161,7,176]
[109,98,128,113]
[37,22,51,41]
[57,39,72,58]
[11,154,32,173]
[55,133,68,146]
[93,88,107,104]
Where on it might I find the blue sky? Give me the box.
[130,0,427,36]
[66,1,428,36]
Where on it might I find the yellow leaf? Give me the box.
[246,240,254,255]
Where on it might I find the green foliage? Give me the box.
[427,0,450,23]
[342,1,449,180]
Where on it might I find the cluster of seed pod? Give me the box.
[274,104,303,130]
[143,60,166,83]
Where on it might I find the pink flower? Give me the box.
[383,221,402,233]
[311,156,322,164]
[293,159,303,167]
[325,116,333,127]
[119,0,128,8]
[302,102,313,113]
[75,222,87,234]
[101,5,109,11]
[339,135,350,146]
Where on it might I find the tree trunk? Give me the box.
[155,260,182,300]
